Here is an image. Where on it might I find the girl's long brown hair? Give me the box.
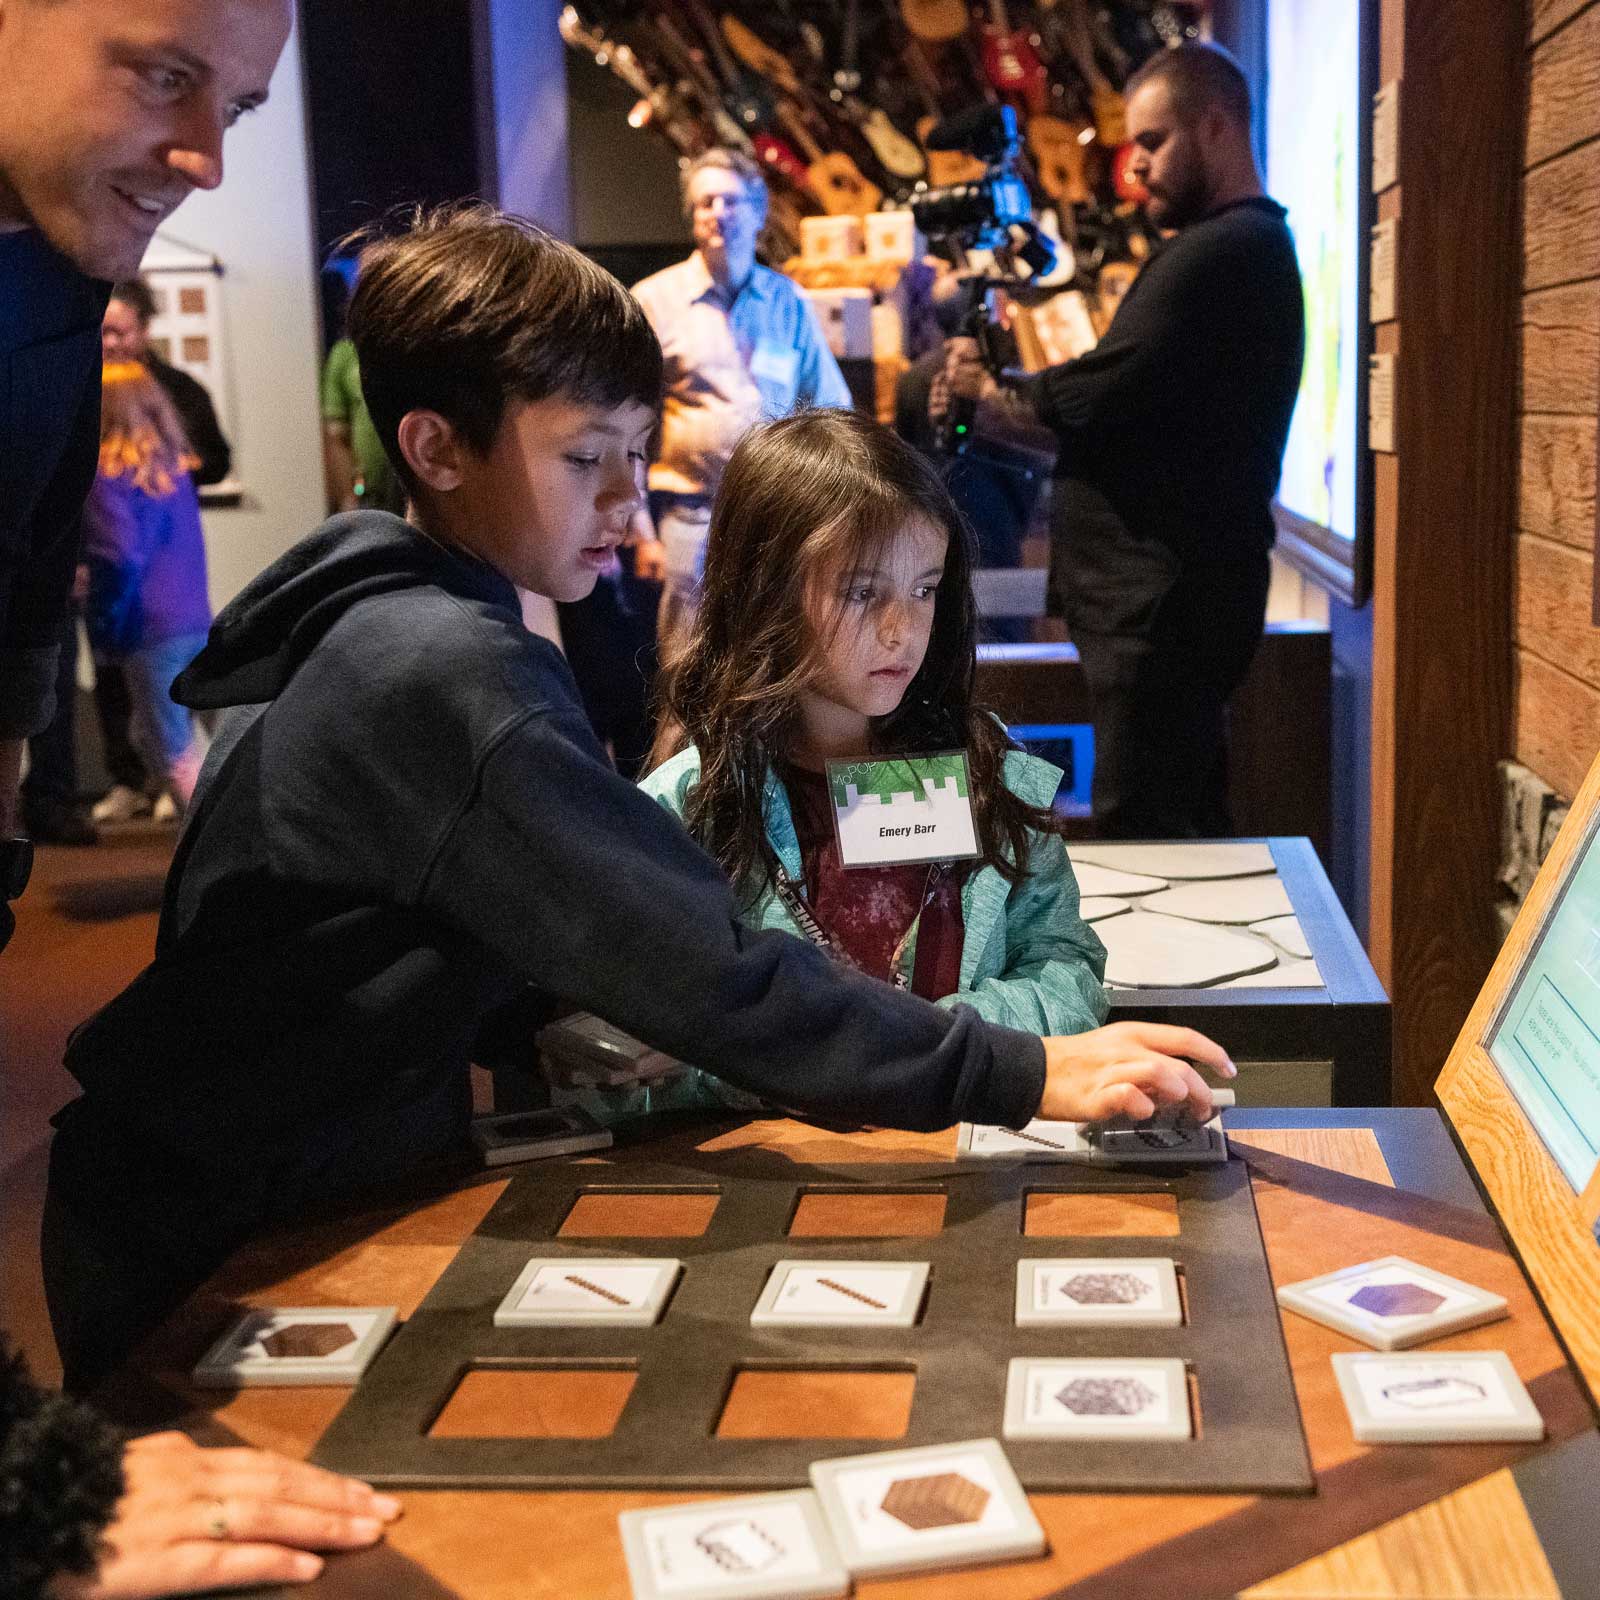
[651,408,1065,904]
[99,361,196,496]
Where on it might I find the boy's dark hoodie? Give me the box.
[45,512,1046,1385]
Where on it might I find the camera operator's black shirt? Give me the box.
[1026,197,1304,581]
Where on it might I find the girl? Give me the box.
[82,362,213,816]
[641,407,1107,1056]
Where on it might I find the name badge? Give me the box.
[827,752,980,869]
[749,342,799,391]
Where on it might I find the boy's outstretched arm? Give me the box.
[418,703,1229,1131]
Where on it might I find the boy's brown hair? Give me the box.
[347,203,663,494]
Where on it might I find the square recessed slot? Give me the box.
[716,1368,915,1439]
[558,1189,719,1238]
[788,1190,947,1237]
[1023,1190,1180,1237]
[428,1364,636,1438]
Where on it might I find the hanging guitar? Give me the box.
[823,0,926,180]
[557,6,705,159]
[978,0,1050,116]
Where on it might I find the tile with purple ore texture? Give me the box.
[1057,1377,1158,1417]
[1348,1281,1447,1318]
[1060,1271,1151,1306]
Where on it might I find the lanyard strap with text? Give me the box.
[773,862,947,993]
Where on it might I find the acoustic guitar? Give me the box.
[775,99,884,217]
[899,0,968,44]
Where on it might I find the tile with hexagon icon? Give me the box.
[192,1307,398,1387]
[1015,1258,1182,1328]
[1276,1255,1508,1350]
[1332,1351,1544,1442]
[808,1438,1045,1577]
[618,1489,849,1600]
[1003,1357,1193,1441]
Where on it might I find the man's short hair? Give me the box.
[347,203,663,494]
[680,148,768,220]
[1126,41,1252,131]
[110,277,159,326]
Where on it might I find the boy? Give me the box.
[45,207,1229,1389]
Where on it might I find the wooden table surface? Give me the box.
[94,1113,1599,1600]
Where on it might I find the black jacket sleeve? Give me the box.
[0,1340,124,1600]
[418,700,1048,1132]
[157,364,232,487]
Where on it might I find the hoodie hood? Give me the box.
[174,511,519,710]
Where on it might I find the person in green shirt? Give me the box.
[320,336,405,514]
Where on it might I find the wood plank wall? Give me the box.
[1368,0,1521,1105]
[1520,2,1600,802]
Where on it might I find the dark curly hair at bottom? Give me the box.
[0,1340,125,1600]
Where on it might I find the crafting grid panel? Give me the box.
[312,1147,1312,1494]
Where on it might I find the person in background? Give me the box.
[321,324,406,516]
[82,363,212,816]
[95,278,233,823]
[0,0,291,951]
[553,149,855,778]
[944,42,1304,838]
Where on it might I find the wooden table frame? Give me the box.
[97,1107,1599,1599]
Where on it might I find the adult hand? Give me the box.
[55,1432,402,1600]
[1037,1023,1235,1125]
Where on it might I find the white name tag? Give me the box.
[749,342,799,391]
[827,752,980,869]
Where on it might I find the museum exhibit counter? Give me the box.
[1075,838,1390,1107]
[88,1102,1595,1600]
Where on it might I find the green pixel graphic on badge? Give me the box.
[828,754,969,809]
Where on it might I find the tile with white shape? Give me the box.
[1097,912,1278,988]
[1220,959,1324,988]
[619,1489,849,1600]
[809,1438,1046,1577]
[1079,896,1131,923]
[1016,1258,1181,1327]
[751,1261,928,1327]
[1070,842,1276,880]
[1332,1351,1543,1442]
[958,1120,1088,1160]
[1003,1357,1192,1441]
[1277,1256,1508,1350]
[1069,861,1169,898]
[1250,914,1313,959]
[1140,875,1293,925]
[193,1306,397,1387]
[495,1258,681,1328]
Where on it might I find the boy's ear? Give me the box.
[397,410,466,493]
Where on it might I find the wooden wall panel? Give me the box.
[1519,414,1595,546]
[1516,0,1600,813]
[1520,282,1600,415]
[1527,5,1600,165]
[1516,650,1600,802]
[1523,144,1600,290]
[1531,0,1591,46]
[1517,534,1600,685]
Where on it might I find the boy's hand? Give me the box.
[1037,1023,1235,1125]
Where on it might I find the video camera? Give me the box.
[910,105,1056,455]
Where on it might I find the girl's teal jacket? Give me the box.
[554,746,1108,1126]
[642,744,1109,1035]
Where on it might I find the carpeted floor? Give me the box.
[1,825,172,1385]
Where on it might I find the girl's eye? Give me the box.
[914,582,940,600]
[565,455,600,469]
[843,585,874,605]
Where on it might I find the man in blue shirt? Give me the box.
[0,0,287,941]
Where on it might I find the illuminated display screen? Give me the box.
[1266,0,1360,544]
[1487,815,1600,1195]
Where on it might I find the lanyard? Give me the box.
[773,861,948,993]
